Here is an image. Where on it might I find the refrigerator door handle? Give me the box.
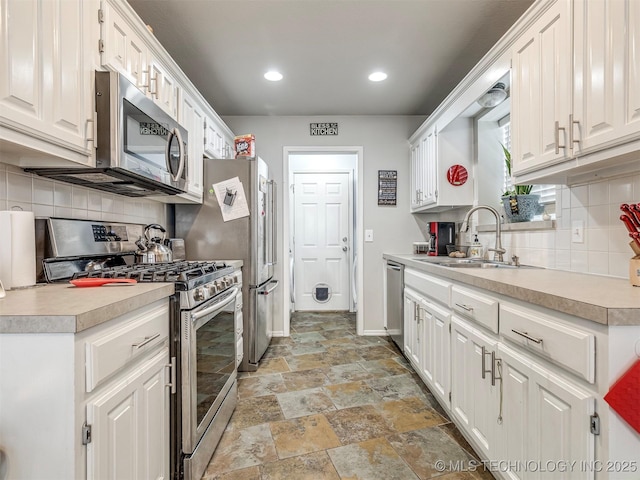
[258,280,280,295]
[267,180,278,266]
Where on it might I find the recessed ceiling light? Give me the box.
[368,71,387,82]
[264,70,283,81]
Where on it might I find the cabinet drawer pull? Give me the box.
[132,333,161,349]
[455,303,473,312]
[511,329,543,344]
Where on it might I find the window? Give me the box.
[501,118,555,206]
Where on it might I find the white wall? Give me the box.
[0,161,168,225]
[223,115,427,334]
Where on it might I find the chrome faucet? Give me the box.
[460,205,506,262]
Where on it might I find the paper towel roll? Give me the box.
[10,211,36,288]
[0,211,12,290]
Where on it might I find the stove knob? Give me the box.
[215,280,223,289]
[208,284,218,295]
[193,288,205,302]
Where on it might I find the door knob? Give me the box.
[343,237,348,242]
[342,246,348,252]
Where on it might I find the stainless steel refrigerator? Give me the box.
[175,156,278,371]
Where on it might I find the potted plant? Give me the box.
[500,144,541,222]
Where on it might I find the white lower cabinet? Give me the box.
[86,348,169,480]
[498,343,595,480]
[81,300,171,480]
[428,300,450,404]
[0,298,171,480]
[395,265,625,479]
[450,316,500,461]
[404,282,451,409]
[404,288,424,370]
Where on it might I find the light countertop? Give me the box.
[384,253,640,326]
[0,282,174,334]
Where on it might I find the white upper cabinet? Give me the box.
[148,54,179,119]
[204,114,235,160]
[100,0,179,120]
[177,90,204,203]
[100,0,149,92]
[511,0,572,174]
[511,0,640,184]
[573,0,640,154]
[0,0,97,166]
[98,0,235,204]
[409,118,473,213]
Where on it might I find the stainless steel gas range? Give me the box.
[37,218,240,480]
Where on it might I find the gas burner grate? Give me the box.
[71,260,230,285]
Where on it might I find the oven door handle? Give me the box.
[191,287,239,322]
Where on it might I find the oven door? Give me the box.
[181,286,238,454]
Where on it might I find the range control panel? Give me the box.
[91,224,129,242]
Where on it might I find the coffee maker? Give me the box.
[427,222,456,256]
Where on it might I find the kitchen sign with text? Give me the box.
[310,123,338,136]
[378,170,397,206]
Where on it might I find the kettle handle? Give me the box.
[144,224,167,241]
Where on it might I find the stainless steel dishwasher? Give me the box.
[385,261,404,351]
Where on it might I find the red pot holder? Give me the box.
[604,359,640,435]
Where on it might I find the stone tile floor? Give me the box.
[202,312,495,480]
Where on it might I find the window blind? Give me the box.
[502,120,555,205]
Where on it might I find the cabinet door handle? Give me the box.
[165,356,176,394]
[85,119,95,145]
[555,121,566,154]
[132,332,161,349]
[455,303,473,312]
[141,70,158,98]
[569,114,580,151]
[490,351,502,386]
[511,329,543,344]
[481,346,492,380]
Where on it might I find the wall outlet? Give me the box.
[572,220,584,243]
[365,229,374,242]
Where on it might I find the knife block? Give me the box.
[629,257,640,286]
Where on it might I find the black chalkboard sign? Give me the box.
[378,170,397,206]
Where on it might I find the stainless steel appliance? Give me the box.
[175,156,278,371]
[26,71,188,197]
[385,260,404,350]
[37,218,239,480]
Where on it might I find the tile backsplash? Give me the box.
[0,162,167,225]
[475,174,640,279]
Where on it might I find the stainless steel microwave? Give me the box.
[26,71,188,197]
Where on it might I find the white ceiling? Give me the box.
[127,0,534,117]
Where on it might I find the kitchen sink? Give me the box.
[415,258,538,269]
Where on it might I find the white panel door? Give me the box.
[511,0,572,174]
[87,349,169,480]
[450,317,500,461]
[573,0,640,154]
[0,0,93,160]
[293,172,350,311]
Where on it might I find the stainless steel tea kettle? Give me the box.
[135,224,173,263]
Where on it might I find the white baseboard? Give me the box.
[362,329,388,336]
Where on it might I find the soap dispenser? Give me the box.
[469,234,484,259]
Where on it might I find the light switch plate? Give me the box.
[365,229,374,242]
[572,220,584,243]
